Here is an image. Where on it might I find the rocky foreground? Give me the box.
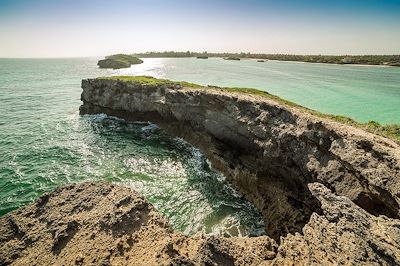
[1,181,399,265]
[1,76,400,265]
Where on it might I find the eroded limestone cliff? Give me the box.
[80,77,400,241]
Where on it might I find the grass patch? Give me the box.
[96,76,400,142]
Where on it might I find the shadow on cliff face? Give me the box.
[80,109,323,241]
[203,136,323,241]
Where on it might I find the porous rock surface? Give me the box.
[0,182,277,265]
[1,182,400,265]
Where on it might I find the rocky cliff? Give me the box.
[80,77,400,239]
[1,76,400,265]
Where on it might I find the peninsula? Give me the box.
[97,54,143,69]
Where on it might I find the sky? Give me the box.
[0,0,399,57]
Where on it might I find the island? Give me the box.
[97,54,143,69]
[224,57,241,60]
[1,76,400,265]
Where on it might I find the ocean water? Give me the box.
[1,57,399,236]
[0,58,265,237]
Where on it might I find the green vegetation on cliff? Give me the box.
[98,75,202,88]
[97,76,400,141]
[97,54,143,69]
[133,51,400,66]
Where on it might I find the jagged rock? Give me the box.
[273,183,400,265]
[1,182,399,265]
[0,182,278,265]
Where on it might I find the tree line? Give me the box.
[133,51,400,66]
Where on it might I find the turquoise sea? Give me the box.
[1,57,399,236]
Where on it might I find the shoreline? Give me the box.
[200,57,399,68]
[134,52,400,67]
[131,56,400,68]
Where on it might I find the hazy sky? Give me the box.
[0,0,399,57]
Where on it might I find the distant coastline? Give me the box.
[134,51,400,67]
